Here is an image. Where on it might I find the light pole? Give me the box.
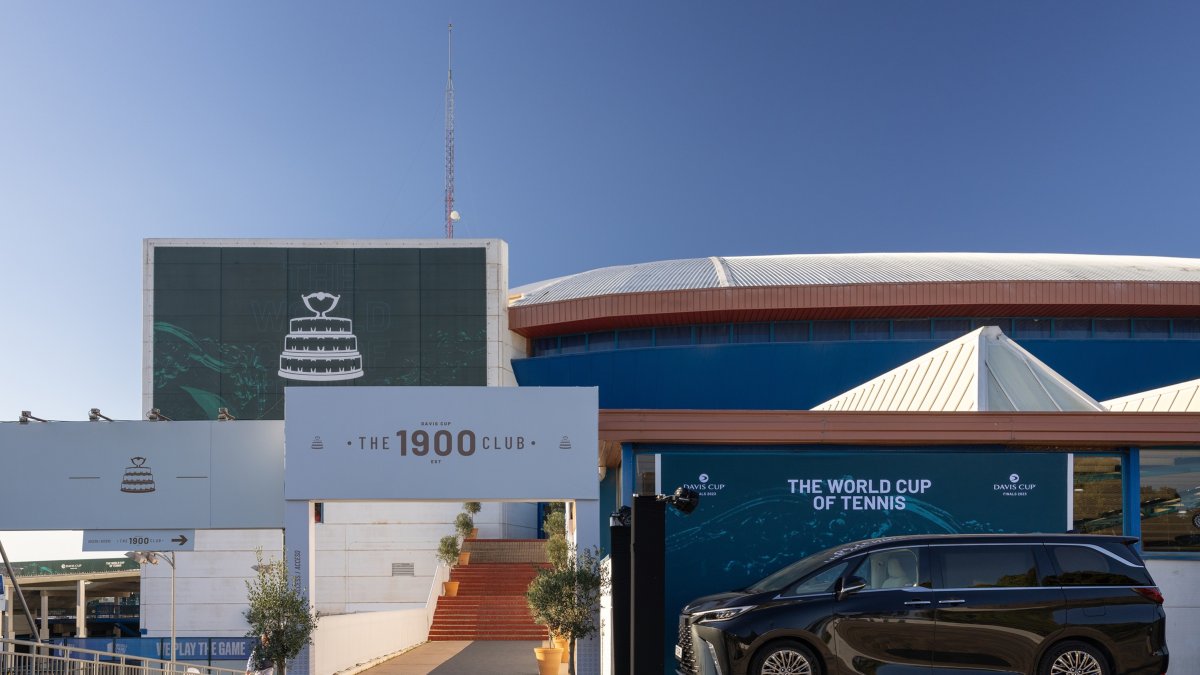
[126,551,176,669]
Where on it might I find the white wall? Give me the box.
[1147,558,1199,669]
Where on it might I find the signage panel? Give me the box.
[659,449,1069,667]
[284,386,599,501]
[82,529,196,552]
[0,421,284,530]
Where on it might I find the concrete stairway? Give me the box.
[429,539,550,641]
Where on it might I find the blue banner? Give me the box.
[659,449,1069,670]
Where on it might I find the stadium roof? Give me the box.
[511,252,1200,306]
[1103,378,1200,412]
[812,327,1105,412]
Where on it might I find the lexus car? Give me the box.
[676,533,1167,675]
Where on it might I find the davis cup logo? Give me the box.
[699,473,709,483]
[684,473,725,497]
[995,471,1037,497]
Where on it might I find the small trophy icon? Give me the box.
[559,436,573,449]
[119,457,156,494]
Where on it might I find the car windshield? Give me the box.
[743,544,852,594]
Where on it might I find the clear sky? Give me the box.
[2,2,1199,557]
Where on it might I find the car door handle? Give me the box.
[903,600,931,606]
[938,599,966,605]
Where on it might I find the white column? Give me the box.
[75,580,87,638]
[39,592,48,640]
[284,500,316,675]
[574,499,601,675]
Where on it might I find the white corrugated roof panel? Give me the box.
[1102,379,1200,412]
[813,327,1105,412]
[511,252,1200,306]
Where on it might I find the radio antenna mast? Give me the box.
[444,22,457,238]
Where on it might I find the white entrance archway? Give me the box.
[283,387,600,675]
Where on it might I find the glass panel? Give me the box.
[1055,319,1092,338]
[733,323,771,343]
[617,329,652,349]
[893,319,931,340]
[559,334,587,354]
[852,320,890,341]
[785,561,849,596]
[853,547,923,589]
[1133,319,1170,339]
[1140,449,1200,552]
[588,331,616,351]
[655,326,693,346]
[697,324,730,345]
[812,321,851,342]
[773,322,810,342]
[532,337,558,357]
[938,546,1039,588]
[1094,319,1131,339]
[933,319,972,339]
[1014,318,1052,338]
[1046,545,1151,586]
[1173,319,1200,338]
[973,318,1013,333]
[636,454,657,495]
[1073,455,1123,535]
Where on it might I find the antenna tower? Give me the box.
[444,22,456,238]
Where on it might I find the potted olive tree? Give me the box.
[525,546,609,675]
[436,535,461,596]
[463,501,482,537]
[454,512,474,564]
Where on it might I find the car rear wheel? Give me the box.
[1040,641,1109,675]
[751,640,820,675]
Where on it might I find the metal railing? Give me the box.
[0,639,244,675]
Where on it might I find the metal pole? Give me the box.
[170,552,176,670]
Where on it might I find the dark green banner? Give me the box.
[659,449,1068,668]
[10,558,139,577]
[152,246,487,420]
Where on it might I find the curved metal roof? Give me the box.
[511,252,1200,306]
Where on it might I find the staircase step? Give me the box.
[431,551,549,641]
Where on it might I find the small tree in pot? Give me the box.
[436,535,461,596]
[244,549,318,675]
[525,545,609,675]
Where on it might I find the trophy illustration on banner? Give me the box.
[278,292,365,381]
[119,457,157,494]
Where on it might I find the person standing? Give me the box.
[246,634,274,675]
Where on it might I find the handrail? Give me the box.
[0,637,246,675]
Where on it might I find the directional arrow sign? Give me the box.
[82,529,196,552]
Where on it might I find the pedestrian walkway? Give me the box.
[360,640,562,675]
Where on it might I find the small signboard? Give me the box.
[82,529,196,552]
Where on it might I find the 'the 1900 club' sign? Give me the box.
[285,387,598,502]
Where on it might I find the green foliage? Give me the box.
[436,535,460,568]
[455,512,475,539]
[525,546,610,675]
[543,507,569,570]
[244,549,318,675]
[462,501,482,515]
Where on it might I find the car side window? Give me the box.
[852,547,922,590]
[937,545,1040,589]
[784,561,849,596]
[1045,545,1152,586]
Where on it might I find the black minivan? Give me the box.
[676,534,1167,675]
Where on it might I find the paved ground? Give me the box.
[360,640,565,675]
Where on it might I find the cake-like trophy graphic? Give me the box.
[119,457,157,494]
[278,292,365,381]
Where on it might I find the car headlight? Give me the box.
[694,606,754,623]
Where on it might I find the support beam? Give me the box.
[75,580,87,638]
[39,592,48,640]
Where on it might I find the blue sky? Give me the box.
[0,2,1199,552]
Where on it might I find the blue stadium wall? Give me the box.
[513,339,1200,409]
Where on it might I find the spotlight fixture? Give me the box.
[657,486,700,514]
[609,505,632,528]
[89,408,113,422]
[147,409,173,421]
[19,411,48,424]
[216,407,236,421]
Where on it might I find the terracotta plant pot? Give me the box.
[554,637,570,663]
[457,551,471,565]
[534,647,563,675]
[442,580,459,597]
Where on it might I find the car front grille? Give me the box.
[677,617,697,674]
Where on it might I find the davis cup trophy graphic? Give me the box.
[278,292,365,381]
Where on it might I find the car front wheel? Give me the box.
[750,640,820,675]
[1039,641,1109,675]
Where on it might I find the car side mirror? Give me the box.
[837,576,868,600]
